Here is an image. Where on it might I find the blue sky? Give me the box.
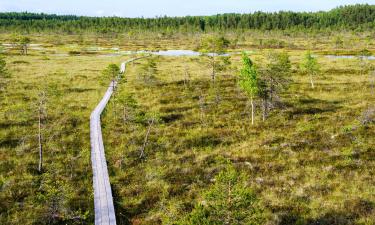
[0,0,374,18]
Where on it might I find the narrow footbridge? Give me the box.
[90,58,137,225]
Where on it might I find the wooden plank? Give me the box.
[90,59,135,225]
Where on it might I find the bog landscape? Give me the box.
[0,3,374,225]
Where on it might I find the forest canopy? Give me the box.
[1,4,375,34]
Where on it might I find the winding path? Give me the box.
[90,58,136,225]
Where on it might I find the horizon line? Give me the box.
[0,3,370,19]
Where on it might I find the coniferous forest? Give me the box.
[1,4,375,33]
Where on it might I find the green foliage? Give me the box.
[180,164,267,225]
[0,55,10,93]
[140,57,158,82]
[200,36,230,54]
[258,51,292,118]
[300,52,320,75]
[1,29,374,225]
[358,48,372,57]
[215,56,232,73]
[267,51,292,80]
[238,52,258,98]
[0,55,9,78]
[15,36,32,55]
[334,36,344,48]
[19,36,31,45]
[200,36,231,82]
[96,47,374,224]
[258,38,286,48]
[300,51,320,88]
[1,5,375,33]
[102,63,120,83]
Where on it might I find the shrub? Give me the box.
[179,164,268,225]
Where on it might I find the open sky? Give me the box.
[1,0,375,18]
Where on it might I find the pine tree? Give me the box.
[200,36,230,83]
[180,164,267,224]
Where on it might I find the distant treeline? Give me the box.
[1,4,375,34]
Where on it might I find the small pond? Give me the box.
[93,49,232,57]
[325,55,375,60]
[138,50,231,57]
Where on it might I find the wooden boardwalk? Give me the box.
[90,59,133,225]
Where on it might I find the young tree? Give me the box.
[0,55,10,93]
[358,48,372,76]
[139,117,155,159]
[200,36,230,83]
[300,52,320,89]
[140,57,157,83]
[180,164,267,224]
[0,55,9,77]
[333,36,344,49]
[139,113,159,159]
[117,92,138,125]
[19,36,31,55]
[238,52,258,125]
[37,91,47,173]
[183,66,191,88]
[259,51,292,120]
[102,63,120,85]
[102,63,120,119]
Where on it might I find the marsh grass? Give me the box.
[0,53,131,224]
[0,32,374,224]
[102,50,374,224]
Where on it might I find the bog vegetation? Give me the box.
[0,4,374,225]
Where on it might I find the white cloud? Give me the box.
[95,10,104,16]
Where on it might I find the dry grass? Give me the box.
[0,32,374,224]
[103,52,374,224]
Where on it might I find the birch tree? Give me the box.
[300,52,320,89]
[37,91,47,172]
[238,52,258,125]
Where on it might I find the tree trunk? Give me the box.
[371,70,375,96]
[211,55,215,83]
[113,90,117,120]
[23,44,27,55]
[184,68,190,88]
[270,77,274,103]
[310,74,315,88]
[123,106,127,124]
[250,98,254,125]
[139,118,155,159]
[38,108,43,172]
[262,99,266,122]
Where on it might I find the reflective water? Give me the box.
[94,50,232,57]
[325,55,375,60]
[138,50,230,57]
[153,50,201,56]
